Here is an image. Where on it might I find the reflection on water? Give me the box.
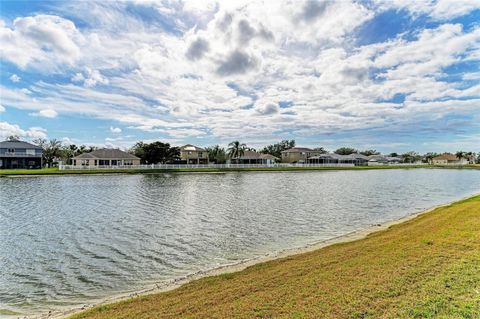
[0,169,479,315]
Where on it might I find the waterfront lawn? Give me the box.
[2,165,478,177]
[71,195,480,319]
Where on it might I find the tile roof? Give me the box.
[234,150,278,160]
[180,144,206,152]
[281,147,314,153]
[72,148,139,160]
[432,154,459,161]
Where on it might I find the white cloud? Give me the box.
[376,0,480,20]
[1,1,479,149]
[110,126,122,133]
[0,15,84,70]
[0,121,47,139]
[9,74,21,82]
[29,109,58,118]
[0,104,4,112]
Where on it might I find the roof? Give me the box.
[234,150,278,160]
[259,153,278,160]
[281,147,314,153]
[73,148,139,160]
[0,140,43,150]
[432,154,459,161]
[308,153,369,160]
[180,144,206,152]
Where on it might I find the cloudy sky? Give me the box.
[1,0,479,153]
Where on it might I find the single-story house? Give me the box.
[72,148,140,167]
[367,155,402,166]
[306,153,370,166]
[430,154,469,165]
[229,150,278,165]
[179,144,209,164]
[0,140,43,169]
[281,147,326,163]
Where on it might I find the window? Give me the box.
[81,160,89,166]
[94,160,98,166]
[26,149,35,155]
[7,148,15,154]
[111,160,118,166]
[198,152,203,158]
[124,160,133,165]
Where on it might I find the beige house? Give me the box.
[179,144,208,164]
[229,150,278,164]
[72,148,140,167]
[430,154,469,165]
[281,147,325,163]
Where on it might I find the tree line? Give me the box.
[5,136,479,166]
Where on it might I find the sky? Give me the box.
[0,0,479,153]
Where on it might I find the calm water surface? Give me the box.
[1,169,480,315]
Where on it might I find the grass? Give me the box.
[1,165,479,176]
[70,194,480,319]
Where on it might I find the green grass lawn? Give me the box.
[1,165,478,176]
[69,195,480,319]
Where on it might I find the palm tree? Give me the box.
[227,141,246,163]
[455,151,465,161]
[206,145,226,163]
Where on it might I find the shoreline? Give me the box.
[1,165,479,178]
[18,191,480,319]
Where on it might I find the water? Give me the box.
[1,169,479,316]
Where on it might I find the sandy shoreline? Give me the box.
[14,192,479,319]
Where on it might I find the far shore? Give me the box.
[1,164,479,177]
[17,191,480,319]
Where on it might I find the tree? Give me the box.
[313,147,328,154]
[389,152,399,157]
[455,151,465,160]
[401,151,421,163]
[227,141,246,160]
[260,140,295,158]
[334,147,357,155]
[33,138,63,167]
[205,145,227,164]
[131,141,179,164]
[423,152,439,164]
[359,149,379,156]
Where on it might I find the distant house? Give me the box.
[179,144,208,164]
[431,154,469,165]
[0,140,43,169]
[281,147,325,163]
[229,150,278,165]
[306,153,369,166]
[72,148,140,167]
[367,155,402,166]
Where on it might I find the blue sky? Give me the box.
[1,0,479,153]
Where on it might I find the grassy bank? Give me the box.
[1,165,479,176]
[70,195,480,319]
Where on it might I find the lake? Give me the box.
[1,169,479,316]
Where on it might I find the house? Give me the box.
[229,150,278,165]
[306,153,369,166]
[72,148,140,167]
[430,154,469,165]
[281,147,325,163]
[0,140,43,169]
[179,144,209,164]
[367,155,402,166]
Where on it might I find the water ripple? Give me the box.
[1,169,480,315]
